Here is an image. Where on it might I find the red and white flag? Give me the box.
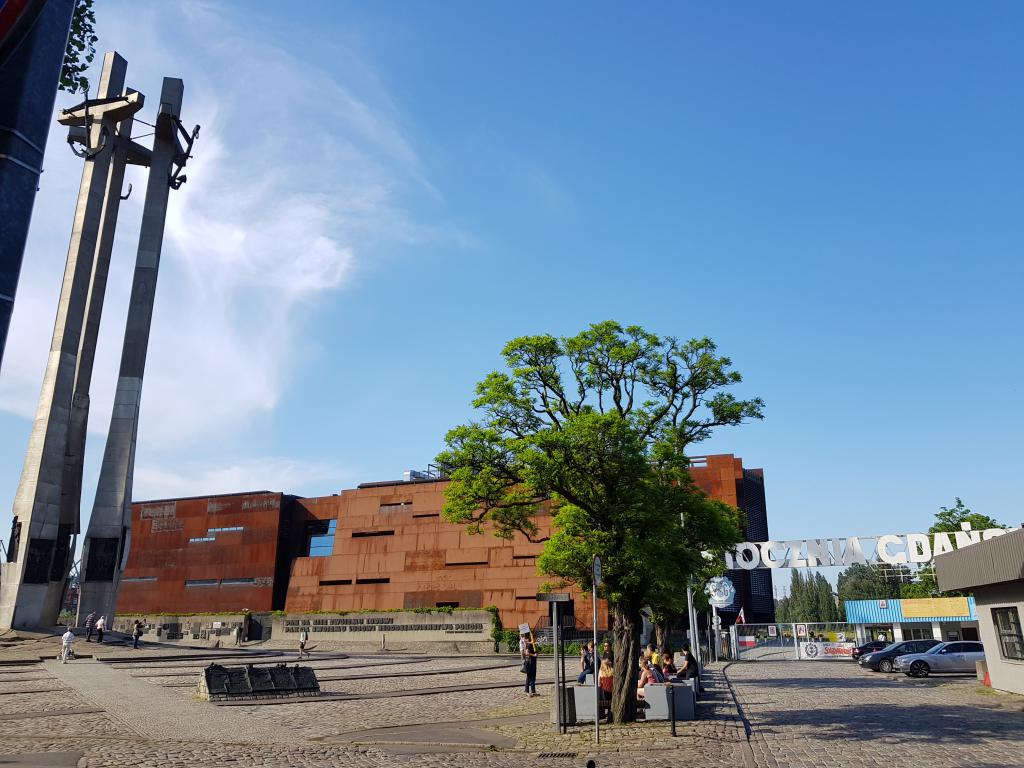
[736,608,745,624]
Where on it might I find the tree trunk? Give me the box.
[610,602,641,723]
[654,618,669,652]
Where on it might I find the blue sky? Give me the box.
[1,1,1022,564]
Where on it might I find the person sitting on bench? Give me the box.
[598,658,613,702]
[678,644,700,682]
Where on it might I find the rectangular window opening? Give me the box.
[380,501,413,512]
[188,537,215,544]
[221,578,256,586]
[184,579,219,588]
[512,555,537,561]
[207,526,244,534]
[993,607,1024,661]
[514,595,536,601]
[351,530,395,538]
[121,576,157,582]
[305,518,337,557]
[412,513,440,518]
[436,601,459,608]
[319,579,353,586]
[445,561,488,567]
[355,577,390,585]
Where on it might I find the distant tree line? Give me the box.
[775,571,840,623]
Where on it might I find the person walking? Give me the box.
[95,615,106,644]
[132,620,143,649]
[60,626,75,663]
[84,612,96,643]
[520,631,538,697]
[298,628,309,659]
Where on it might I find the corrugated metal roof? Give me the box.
[844,597,976,624]
[935,528,1024,592]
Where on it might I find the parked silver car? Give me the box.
[893,640,985,677]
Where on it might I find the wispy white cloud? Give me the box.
[133,457,349,501]
[0,0,458,504]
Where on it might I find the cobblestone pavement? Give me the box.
[2,634,1022,768]
[726,660,1024,768]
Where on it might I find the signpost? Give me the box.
[592,555,601,744]
[537,592,572,733]
[705,576,735,663]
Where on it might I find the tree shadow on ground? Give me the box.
[734,674,975,690]
[748,702,1022,745]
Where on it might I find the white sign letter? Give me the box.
[932,532,954,556]
[877,534,908,565]
[841,537,868,566]
[759,541,786,569]
[805,539,832,567]
[906,533,931,564]
[787,540,807,568]
[736,542,761,570]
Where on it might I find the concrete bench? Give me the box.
[640,682,696,721]
[567,682,608,723]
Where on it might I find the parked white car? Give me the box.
[893,640,985,677]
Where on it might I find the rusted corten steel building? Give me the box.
[116,454,771,628]
[117,491,292,615]
[283,481,571,632]
[688,454,775,624]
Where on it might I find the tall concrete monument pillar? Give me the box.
[1,53,195,630]
[78,78,191,622]
[0,52,143,629]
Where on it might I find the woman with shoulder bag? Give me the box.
[520,631,538,697]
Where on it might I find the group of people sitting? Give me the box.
[576,640,699,702]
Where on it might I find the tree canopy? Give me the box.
[776,570,841,623]
[60,0,98,94]
[930,497,1004,536]
[437,321,763,722]
[837,562,908,605]
[903,498,1007,598]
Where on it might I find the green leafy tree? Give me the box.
[60,0,98,94]
[437,321,763,722]
[813,572,839,623]
[907,498,1007,597]
[649,506,740,651]
[837,562,910,605]
[778,571,841,623]
[931,497,1004,537]
[775,593,789,623]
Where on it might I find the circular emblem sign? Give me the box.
[705,576,736,609]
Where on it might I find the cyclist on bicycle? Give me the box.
[60,627,75,663]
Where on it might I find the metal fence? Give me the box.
[732,623,859,661]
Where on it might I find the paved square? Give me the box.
[0,634,1020,768]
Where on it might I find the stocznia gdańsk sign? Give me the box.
[724,523,1008,569]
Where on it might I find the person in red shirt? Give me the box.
[597,658,613,701]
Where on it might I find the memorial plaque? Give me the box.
[269,665,297,691]
[200,663,321,701]
[224,667,252,696]
[247,665,275,692]
[292,666,320,693]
